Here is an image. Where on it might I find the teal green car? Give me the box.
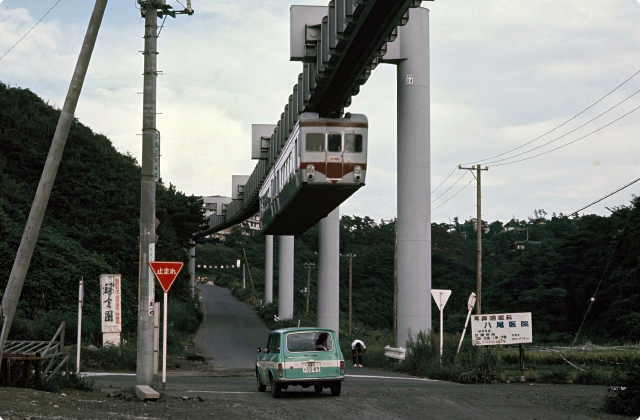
[256,327,345,398]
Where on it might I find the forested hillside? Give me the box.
[200,200,640,344]
[0,83,207,341]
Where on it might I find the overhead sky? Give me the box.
[1,0,639,225]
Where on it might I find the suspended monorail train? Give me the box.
[259,112,368,235]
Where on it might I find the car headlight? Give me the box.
[307,164,315,173]
[354,165,362,174]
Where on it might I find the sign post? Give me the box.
[149,261,184,390]
[456,292,476,358]
[100,275,122,347]
[430,289,451,363]
[76,278,84,373]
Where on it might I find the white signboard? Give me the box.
[471,312,532,346]
[100,274,122,333]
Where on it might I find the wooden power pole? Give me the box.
[458,165,488,315]
[303,262,314,315]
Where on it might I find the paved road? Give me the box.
[69,286,617,419]
[193,284,269,370]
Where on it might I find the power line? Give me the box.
[490,103,640,167]
[431,171,468,204]
[525,176,640,237]
[0,0,64,62]
[461,68,640,165]
[431,166,457,194]
[571,204,634,348]
[432,178,474,212]
[482,88,640,166]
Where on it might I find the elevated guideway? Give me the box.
[198,0,427,238]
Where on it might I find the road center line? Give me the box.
[345,374,438,382]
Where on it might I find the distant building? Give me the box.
[469,218,490,233]
[511,240,541,251]
[202,195,260,240]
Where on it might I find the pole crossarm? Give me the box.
[197,1,430,238]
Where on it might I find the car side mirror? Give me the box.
[257,347,262,353]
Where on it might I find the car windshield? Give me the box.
[286,332,333,352]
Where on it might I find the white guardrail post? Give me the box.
[384,346,406,363]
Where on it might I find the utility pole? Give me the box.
[136,0,193,388]
[303,262,315,315]
[343,254,356,335]
[458,165,488,315]
[382,218,397,346]
[0,0,109,369]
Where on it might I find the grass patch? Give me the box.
[43,373,96,393]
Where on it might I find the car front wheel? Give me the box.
[270,375,282,398]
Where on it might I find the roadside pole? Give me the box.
[162,291,168,389]
[458,165,488,314]
[149,261,184,391]
[304,262,314,315]
[137,1,193,388]
[456,292,476,359]
[431,290,451,364]
[76,278,84,374]
[242,263,246,289]
[0,0,109,369]
[153,302,159,388]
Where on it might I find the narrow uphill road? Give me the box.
[193,284,269,370]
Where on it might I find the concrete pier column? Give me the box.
[397,7,431,348]
[317,207,340,338]
[265,235,273,304]
[188,246,195,297]
[278,235,294,319]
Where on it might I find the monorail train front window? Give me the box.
[306,133,324,152]
[328,133,342,152]
[344,133,363,153]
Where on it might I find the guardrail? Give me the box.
[384,345,406,362]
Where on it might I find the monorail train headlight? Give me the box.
[354,165,362,174]
[306,164,315,180]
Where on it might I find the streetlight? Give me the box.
[303,262,315,314]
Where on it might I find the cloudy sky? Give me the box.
[1,0,639,225]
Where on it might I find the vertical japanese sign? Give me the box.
[154,130,161,182]
[100,274,122,333]
[471,312,532,346]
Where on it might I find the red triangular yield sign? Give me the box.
[149,261,184,293]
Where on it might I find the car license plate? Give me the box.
[302,363,321,373]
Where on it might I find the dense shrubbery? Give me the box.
[604,362,640,416]
[0,83,206,346]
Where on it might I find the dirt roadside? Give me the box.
[0,376,632,420]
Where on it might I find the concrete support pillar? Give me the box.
[396,8,431,348]
[278,236,294,319]
[317,207,340,338]
[265,235,273,304]
[188,247,195,297]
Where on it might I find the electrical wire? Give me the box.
[461,68,640,165]
[489,104,640,167]
[571,204,634,348]
[432,178,474,212]
[431,166,458,194]
[522,176,640,239]
[0,0,63,62]
[482,88,640,166]
[431,171,468,204]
